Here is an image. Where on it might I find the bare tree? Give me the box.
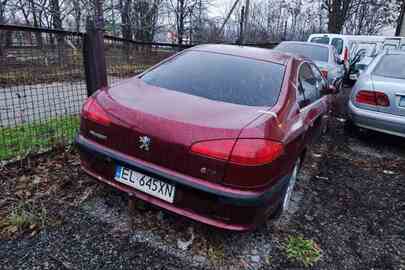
[322,0,357,33]
[167,0,201,44]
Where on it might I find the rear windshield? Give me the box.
[276,43,329,62]
[310,36,330,45]
[373,55,405,79]
[141,51,285,107]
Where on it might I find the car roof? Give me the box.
[279,41,333,50]
[188,44,294,65]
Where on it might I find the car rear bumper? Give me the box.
[75,134,289,231]
[348,101,405,138]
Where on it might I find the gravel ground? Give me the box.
[0,207,200,270]
[0,88,404,269]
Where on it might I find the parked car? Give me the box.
[349,42,380,81]
[76,44,337,231]
[307,34,405,64]
[274,41,345,89]
[348,50,405,138]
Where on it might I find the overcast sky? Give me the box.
[209,0,238,18]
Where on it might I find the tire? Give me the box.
[345,118,359,134]
[270,158,301,219]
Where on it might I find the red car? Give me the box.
[76,45,336,231]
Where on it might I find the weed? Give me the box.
[284,235,321,267]
[0,116,79,160]
[206,243,225,264]
[5,201,48,233]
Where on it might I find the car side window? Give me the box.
[331,38,344,54]
[298,63,320,105]
[310,64,327,90]
[295,80,306,109]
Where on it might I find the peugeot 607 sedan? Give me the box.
[76,44,337,231]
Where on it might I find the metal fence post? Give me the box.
[83,19,108,97]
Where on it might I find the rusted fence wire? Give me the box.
[104,35,188,86]
[0,25,86,160]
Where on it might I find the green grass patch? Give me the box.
[284,235,321,267]
[0,115,79,160]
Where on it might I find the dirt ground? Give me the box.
[0,88,404,269]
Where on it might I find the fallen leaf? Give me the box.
[32,176,41,185]
[315,176,329,180]
[15,190,25,199]
[177,226,195,251]
[8,226,18,233]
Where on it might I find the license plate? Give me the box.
[349,73,358,80]
[399,96,405,107]
[115,165,176,203]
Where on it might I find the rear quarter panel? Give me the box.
[232,58,309,188]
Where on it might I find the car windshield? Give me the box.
[310,36,330,45]
[275,43,329,62]
[141,51,285,107]
[373,54,405,79]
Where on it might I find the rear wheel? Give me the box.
[270,158,301,219]
[282,158,300,211]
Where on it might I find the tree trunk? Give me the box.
[121,0,132,40]
[177,0,185,45]
[50,0,63,29]
[326,0,353,34]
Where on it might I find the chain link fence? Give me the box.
[104,36,189,86]
[0,25,86,161]
[0,25,191,162]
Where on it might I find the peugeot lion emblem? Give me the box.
[139,136,151,151]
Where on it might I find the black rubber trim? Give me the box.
[75,134,290,206]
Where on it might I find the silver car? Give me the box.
[274,41,346,89]
[348,51,405,138]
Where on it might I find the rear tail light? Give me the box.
[343,47,349,63]
[190,139,235,161]
[320,69,328,79]
[81,97,111,126]
[355,90,390,107]
[191,139,284,166]
[375,92,390,107]
[230,139,284,165]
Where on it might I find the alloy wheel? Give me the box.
[282,158,300,212]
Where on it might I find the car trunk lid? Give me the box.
[372,75,405,117]
[84,77,268,183]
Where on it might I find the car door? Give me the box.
[310,63,333,133]
[332,48,346,82]
[297,63,327,145]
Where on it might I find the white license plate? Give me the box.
[115,165,176,203]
